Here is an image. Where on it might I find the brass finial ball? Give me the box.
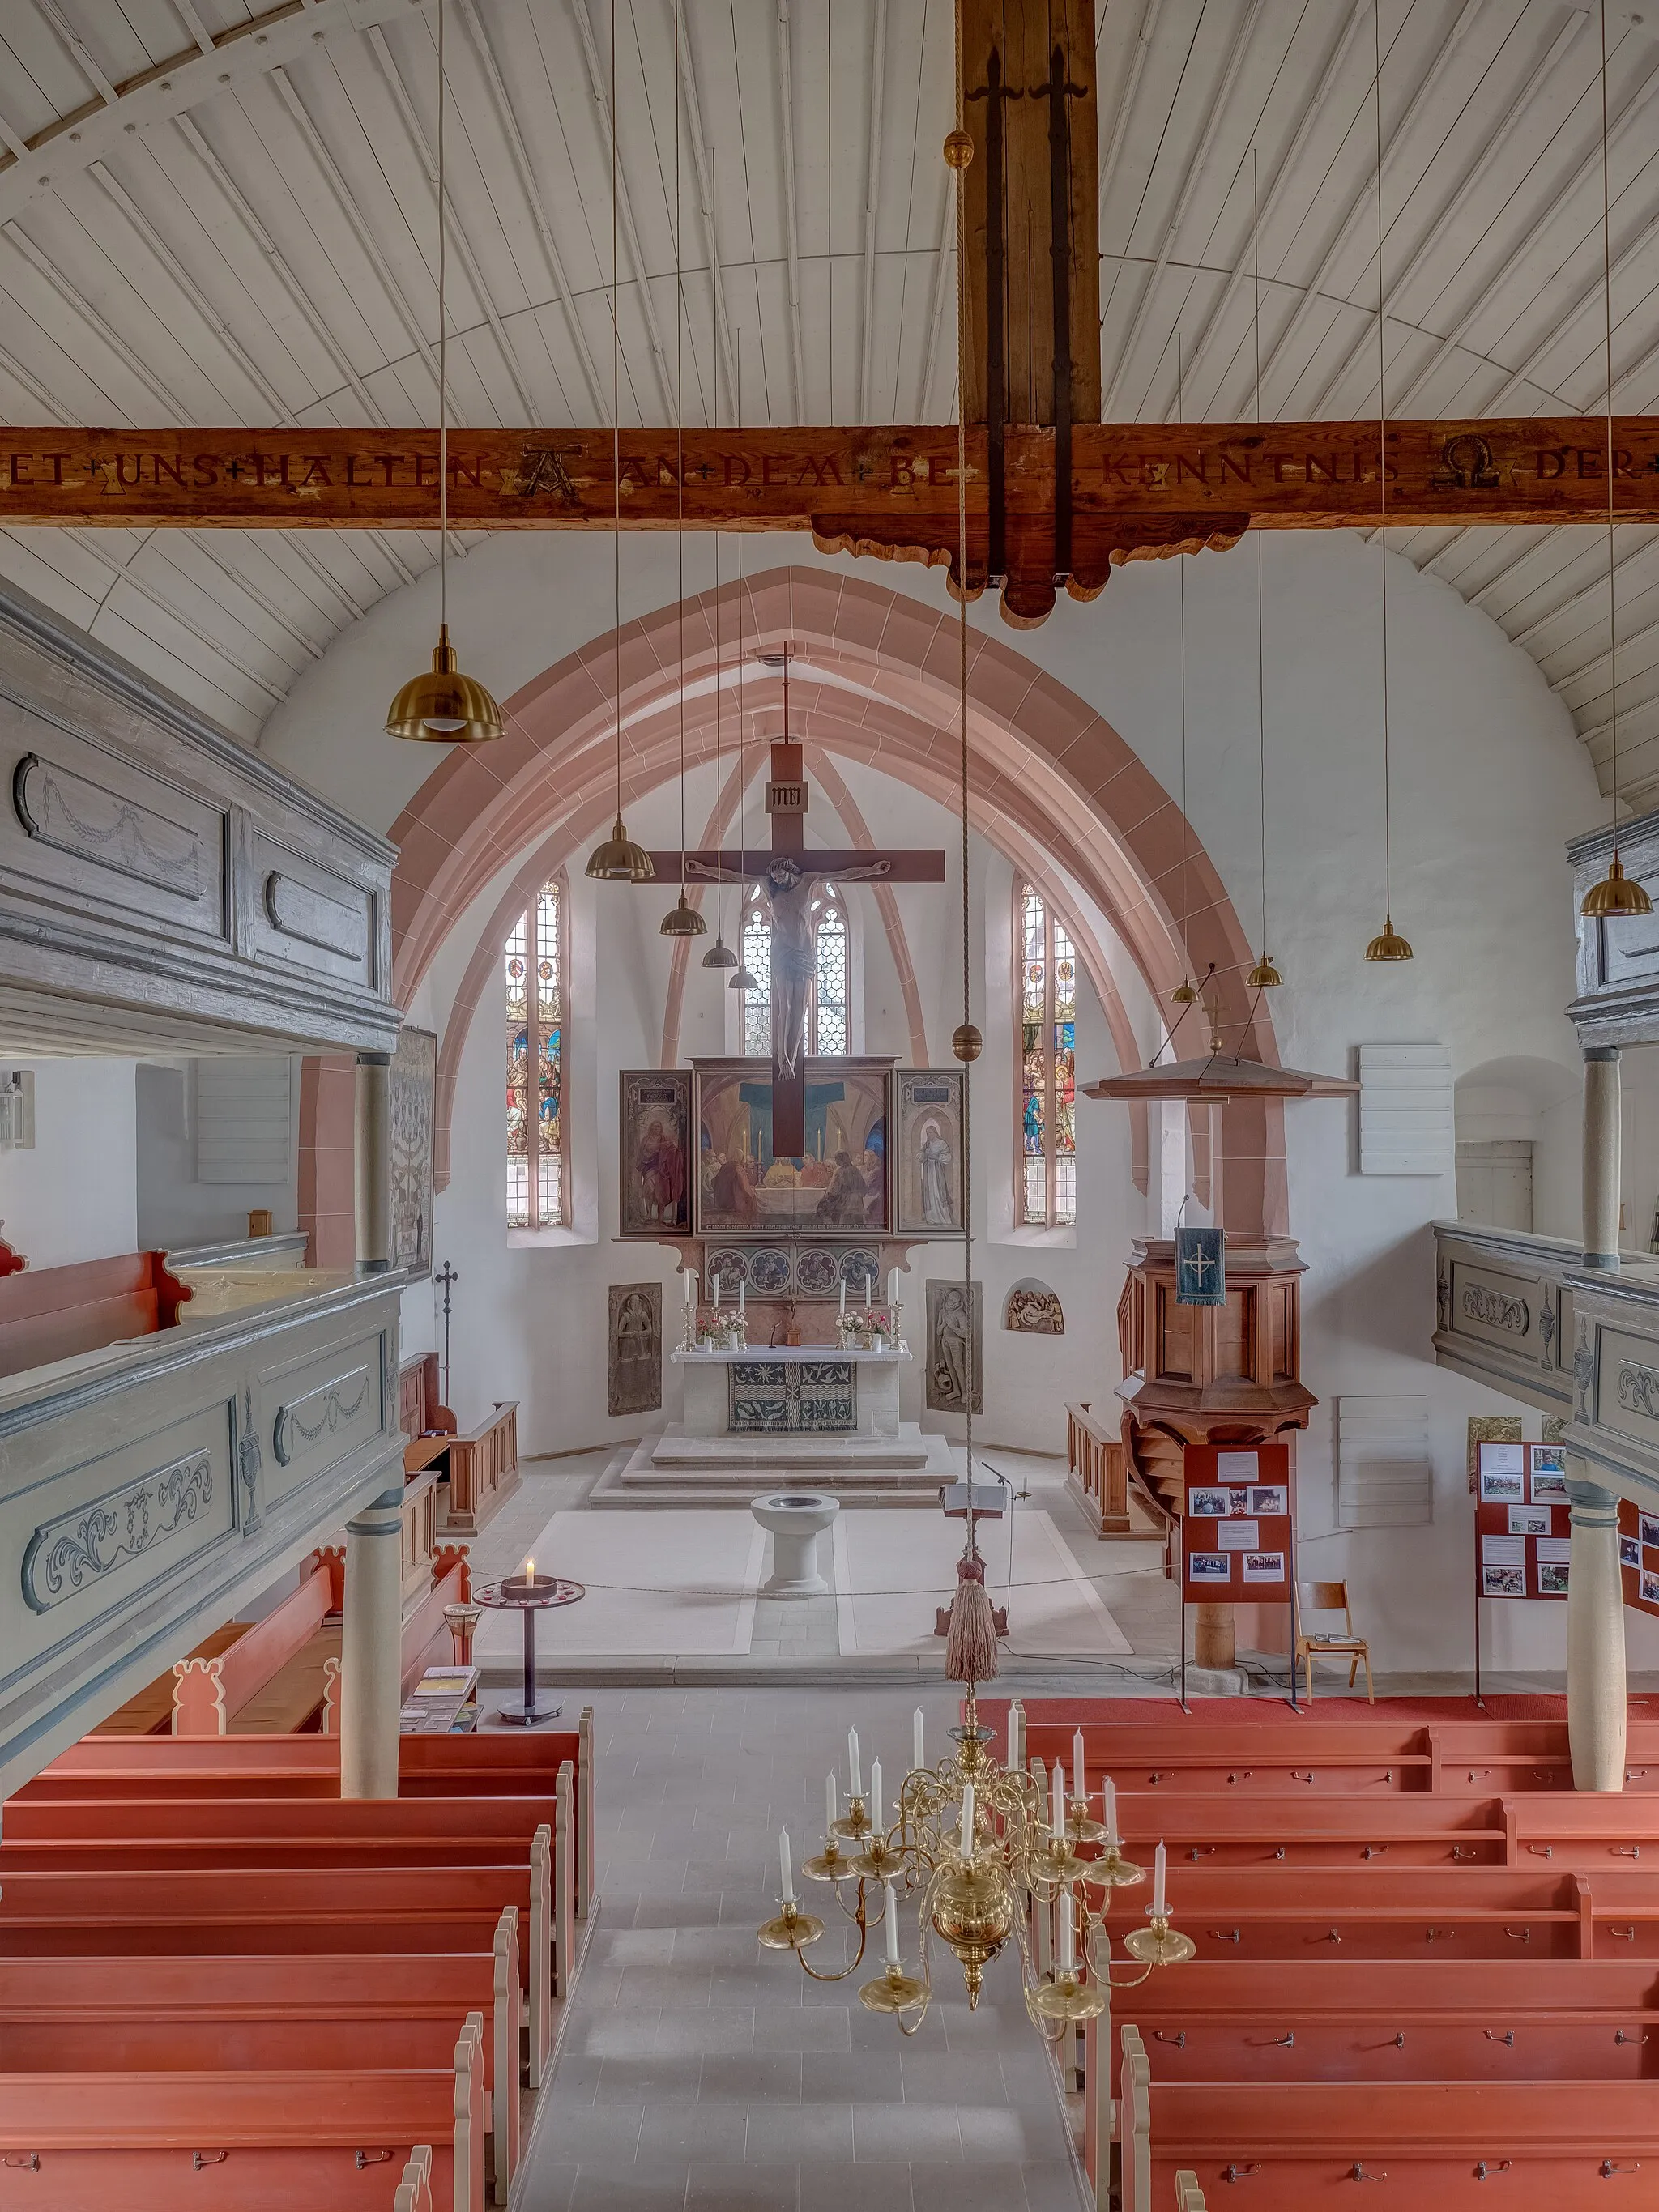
[952,1021,983,1063]
[944,129,975,171]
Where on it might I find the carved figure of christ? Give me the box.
[648,736,945,1155]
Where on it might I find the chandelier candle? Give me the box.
[848,1730,862,1797]
[1103,1777,1118,1847]
[1060,1890,1076,1974]
[826,1775,837,1833]
[780,1830,795,1905]
[871,1759,884,1832]
[884,1877,902,1967]
[1152,1842,1167,1919]
[1050,1762,1064,1842]
[1073,1729,1085,1801]
[913,1707,925,1770]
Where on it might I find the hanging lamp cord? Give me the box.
[953,0,976,1559]
[437,0,449,629]
[1601,0,1621,849]
[1374,0,1392,920]
[612,0,623,821]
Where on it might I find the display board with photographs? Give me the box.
[1475,1442,1570,1600]
[1618,1499,1659,1617]
[1182,1443,1293,1603]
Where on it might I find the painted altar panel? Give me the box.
[894,1070,965,1237]
[693,1059,891,1238]
[390,1025,436,1276]
[619,1071,692,1237]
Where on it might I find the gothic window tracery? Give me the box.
[1017,882,1077,1227]
[505,874,566,1229]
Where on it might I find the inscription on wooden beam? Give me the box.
[5,422,1659,624]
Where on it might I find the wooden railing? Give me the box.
[440,1404,521,1537]
[1067,1400,1168,1546]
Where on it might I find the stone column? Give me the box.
[355,1048,393,1276]
[1566,1473,1626,1793]
[1582,1046,1623,1271]
[339,1484,403,1799]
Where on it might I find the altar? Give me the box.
[674,1342,907,1439]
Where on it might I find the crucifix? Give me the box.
[647,650,946,1157]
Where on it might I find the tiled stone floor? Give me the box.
[525,1686,1088,2211]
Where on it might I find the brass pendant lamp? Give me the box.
[384,0,502,745]
[586,1,654,885]
[1581,0,1652,920]
[1363,2,1410,961]
[659,1,704,941]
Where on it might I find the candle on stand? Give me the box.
[1060,1890,1076,1973]
[959,1782,975,1856]
[1050,1760,1064,1841]
[867,1266,876,1306]
[870,1758,883,1831]
[838,1276,847,1319]
[912,1707,925,1771]
[780,1828,795,1903]
[683,1268,694,1308]
[1073,1728,1085,1801]
[825,1774,837,1835]
[1102,1776,1118,1847]
[883,1877,902,1967]
[888,1267,899,1311]
[847,1728,862,1798]
[1152,1841,1167,1918]
[738,1276,745,1318]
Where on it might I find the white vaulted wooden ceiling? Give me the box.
[0,0,1657,795]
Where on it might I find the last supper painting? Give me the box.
[693,1059,889,1238]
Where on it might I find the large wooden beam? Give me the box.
[1,420,1654,624]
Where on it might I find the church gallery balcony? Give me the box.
[0,1255,412,1799]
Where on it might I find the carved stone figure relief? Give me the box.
[609,1282,663,1417]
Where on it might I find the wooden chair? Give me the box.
[1294,1581,1373,1703]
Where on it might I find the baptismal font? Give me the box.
[758,1702,1192,2036]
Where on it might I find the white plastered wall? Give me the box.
[258,525,1638,1675]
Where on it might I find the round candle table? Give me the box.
[475,1570,584,1726]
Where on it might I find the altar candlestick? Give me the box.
[1152,1841,1167,1917]
[1073,1728,1085,1802]
[960,1782,975,1856]
[1060,1890,1076,1972]
[780,1828,795,1903]
[871,1758,883,1831]
[847,1728,862,1797]
[913,1707,925,1770]
[826,1774,837,1833]
[1102,1777,1118,1847]
[884,1877,902,1966]
[1051,1761,1064,1841]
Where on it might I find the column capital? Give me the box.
[1567,1475,1621,1520]
[356,1048,393,1069]
[1584,1044,1622,1063]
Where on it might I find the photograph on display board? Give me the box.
[1188,1488,1230,1520]
[1243,1551,1286,1583]
[1529,1445,1567,1501]
[1479,1466,1525,1502]
[1538,1562,1570,1596]
[1189,1553,1231,1583]
[1623,1534,1642,1569]
[1644,1515,1659,1550]
[1645,1569,1659,1606]
[1249,1485,1289,1516]
[1484,1565,1526,1597]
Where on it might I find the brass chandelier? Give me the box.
[759,1698,1192,2034]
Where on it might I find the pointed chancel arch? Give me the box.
[386,566,1287,1234]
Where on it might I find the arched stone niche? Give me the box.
[1004,1278,1064,1335]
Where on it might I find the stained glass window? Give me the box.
[1017,883,1077,1228]
[738,881,851,1059]
[505,874,565,1229]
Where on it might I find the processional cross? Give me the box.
[647,650,946,1157]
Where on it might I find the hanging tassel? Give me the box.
[945,1549,999,1686]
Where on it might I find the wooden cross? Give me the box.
[647,655,945,1157]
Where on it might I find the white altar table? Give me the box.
[671,1343,909,1439]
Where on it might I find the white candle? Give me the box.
[871,1758,883,1831]
[960,1781,975,1856]
[738,1276,745,1316]
[826,1773,838,1834]
[1073,1728,1085,1802]
[1051,1760,1064,1841]
[1060,1890,1076,1972]
[1102,1777,1118,1847]
[913,1707,925,1771]
[888,1268,899,1310]
[780,1827,795,1903]
[1152,1840,1167,1918]
[683,1268,694,1307]
[867,1267,876,1305]
[839,1276,847,1318]
[883,1877,902,1967]
[847,1728,862,1798]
